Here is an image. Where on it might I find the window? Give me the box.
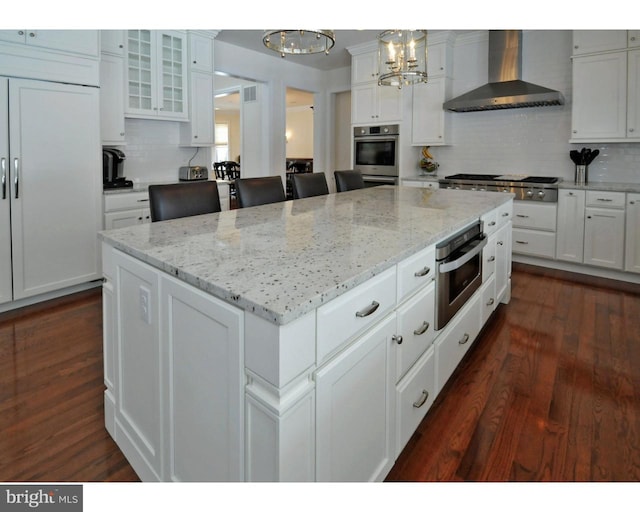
[214,123,229,162]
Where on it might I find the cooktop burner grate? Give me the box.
[443,174,558,184]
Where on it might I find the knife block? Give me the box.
[575,164,588,185]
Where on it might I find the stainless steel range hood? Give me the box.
[443,30,564,112]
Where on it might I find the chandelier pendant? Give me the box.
[263,30,335,58]
[378,30,428,89]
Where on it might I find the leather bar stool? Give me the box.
[291,172,329,199]
[334,170,365,192]
[148,181,221,222]
[235,176,286,208]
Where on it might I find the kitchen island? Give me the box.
[99,186,513,482]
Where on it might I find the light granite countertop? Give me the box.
[98,186,513,325]
[557,181,640,193]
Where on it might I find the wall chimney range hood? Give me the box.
[443,30,564,112]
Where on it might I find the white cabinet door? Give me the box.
[188,33,213,73]
[162,274,243,482]
[630,31,640,48]
[100,53,126,145]
[494,221,511,304]
[351,51,378,84]
[125,30,187,120]
[316,313,396,482]
[584,207,625,269]
[377,84,403,123]
[0,79,11,305]
[556,189,586,263]
[627,49,640,140]
[572,30,628,55]
[352,83,402,124]
[626,193,640,273]
[571,52,627,140]
[180,71,214,146]
[411,77,451,145]
[104,209,150,230]
[9,79,101,300]
[0,29,99,56]
[114,251,162,481]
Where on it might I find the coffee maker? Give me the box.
[103,148,133,189]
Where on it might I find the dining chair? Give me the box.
[235,176,286,208]
[148,181,221,222]
[334,170,365,192]
[291,172,329,199]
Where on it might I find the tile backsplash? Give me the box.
[117,118,211,184]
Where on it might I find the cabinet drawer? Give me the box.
[480,276,497,327]
[395,283,436,381]
[396,244,435,302]
[104,191,150,212]
[512,228,556,258]
[317,266,397,364]
[512,202,557,231]
[482,239,496,283]
[395,345,435,458]
[481,209,498,237]
[435,293,480,393]
[586,190,625,209]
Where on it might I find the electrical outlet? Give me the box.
[139,286,151,324]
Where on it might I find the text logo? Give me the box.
[0,485,82,511]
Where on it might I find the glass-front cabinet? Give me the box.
[125,30,187,120]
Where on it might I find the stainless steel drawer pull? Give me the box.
[392,334,403,345]
[488,221,496,226]
[413,390,430,409]
[414,266,431,277]
[137,198,150,203]
[596,198,613,202]
[458,333,470,345]
[488,255,495,262]
[13,158,19,199]
[516,214,529,218]
[486,298,495,306]
[413,321,430,336]
[355,301,380,318]
[502,212,510,217]
[515,240,529,245]
[497,241,504,246]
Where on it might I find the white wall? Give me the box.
[423,30,640,184]
[286,107,314,159]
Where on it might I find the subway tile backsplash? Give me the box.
[120,119,211,184]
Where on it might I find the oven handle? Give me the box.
[438,236,487,273]
[362,175,398,185]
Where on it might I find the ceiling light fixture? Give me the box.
[378,30,428,89]
[263,30,335,58]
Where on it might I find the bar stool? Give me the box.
[235,176,286,208]
[334,170,365,192]
[291,172,329,199]
[149,181,221,222]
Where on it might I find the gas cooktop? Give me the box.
[438,173,560,202]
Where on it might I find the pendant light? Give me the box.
[378,30,428,88]
[263,30,335,58]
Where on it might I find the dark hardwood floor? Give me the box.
[0,266,638,483]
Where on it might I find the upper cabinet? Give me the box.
[0,30,98,57]
[570,30,640,142]
[125,30,188,121]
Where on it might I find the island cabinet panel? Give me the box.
[626,193,640,273]
[113,251,162,482]
[161,274,243,482]
[315,313,396,482]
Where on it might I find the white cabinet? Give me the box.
[411,77,452,146]
[571,30,640,142]
[104,191,151,229]
[556,189,586,263]
[584,191,626,270]
[315,312,396,482]
[512,202,557,259]
[0,29,99,56]
[352,82,403,124]
[556,189,626,270]
[351,51,379,84]
[0,78,102,306]
[630,31,640,48]
[402,179,439,189]
[125,30,188,121]
[625,193,640,273]
[100,53,126,145]
[572,30,628,55]
[105,247,244,481]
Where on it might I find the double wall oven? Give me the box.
[353,124,399,187]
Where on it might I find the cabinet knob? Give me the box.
[18,30,24,36]
[29,32,36,38]
[629,128,635,133]
[488,255,495,262]
[573,130,577,134]
[574,45,579,49]
[631,36,637,42]
[458,333,470,345]
[486,298,495,306]
[392,334,403,345]
[630,201,636,205]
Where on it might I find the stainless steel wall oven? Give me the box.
[435,221,487,330]
[353,124,399,181]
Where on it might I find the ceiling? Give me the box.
[215,30,383,71]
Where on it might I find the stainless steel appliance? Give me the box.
[435,221,487,330]
[179,166,209,181]
[439,174,560,202]
[353,124,399,185]
[103,148,132,189]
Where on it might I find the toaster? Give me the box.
[179,166,209,181]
